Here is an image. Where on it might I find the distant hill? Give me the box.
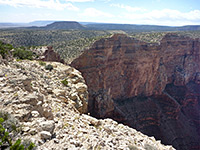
[43,21,86,30]
[0,21,56,28]
[0,20,200,32]
[176,25,200,31]
[86,23,176,31]
[0,23,28,28]
[28,21,56,27]
[79,22,104,25]
[0,20,80,29]
[85,23,200,32]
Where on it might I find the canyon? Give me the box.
[71,33,200,150]
[0,55,174,150]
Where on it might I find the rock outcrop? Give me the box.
[31,46,64,63]
[71,33,200,150]
[40,46,64,63]
[0,59,174,149]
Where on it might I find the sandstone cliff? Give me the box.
[71,33,200,150]
[0,58,174,149]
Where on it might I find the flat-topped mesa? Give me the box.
[71,33,200,150]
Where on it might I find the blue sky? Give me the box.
[0,0,200,26]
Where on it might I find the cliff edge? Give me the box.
[0,58,174,149]
[71,33,200,150]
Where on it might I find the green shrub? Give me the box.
[0,48,8,59]
[0,111,9,121]
[0,41,13,59]
[38,60,46,66]
[61,79,68,86]
[0,117,35,150]
[45,64,53,71]
[16,59,22,61]
[13,48,33,60]
[22,139,36,150]
[0,111,20,133]
[10,139,24,150]
[0,118,12,146]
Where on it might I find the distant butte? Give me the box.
[43,21,85,30]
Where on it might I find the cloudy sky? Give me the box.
[0,0,200,26]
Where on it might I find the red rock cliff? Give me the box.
[71,33,200,150]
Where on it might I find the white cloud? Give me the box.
[65,0,94,2]
[101,0,112,3]
[110,4,200,25]
[81,8,114,18]
[119,9,200,26]
[0,0,79,11]
[110,4,146,12]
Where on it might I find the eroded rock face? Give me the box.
[71,33,200,150]
[0,59,173,150]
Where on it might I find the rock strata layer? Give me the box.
[71,33,200,150]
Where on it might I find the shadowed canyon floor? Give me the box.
[71,33,200,150]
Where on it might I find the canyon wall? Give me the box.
[71,33,200,150]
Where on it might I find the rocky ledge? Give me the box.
[71,33,200,150]
[0,58,174,149]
